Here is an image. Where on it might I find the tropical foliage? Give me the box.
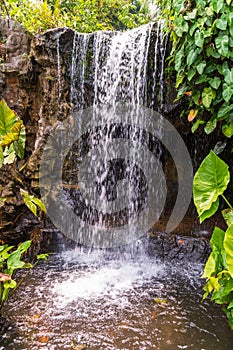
[193,151,233,329]
[0,99,46,217]
[159,0,233,136]
[0,240,49,311]
[0,0,155,33]
[0,99,26,167]
[0,100,48,311]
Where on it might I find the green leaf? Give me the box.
[222,123,233,137]
[175,45,184,71]
[202,87,213,108]
[205,6,214,17]
[0,99,17,137]
[224,224,233,277]
[174,15,189,37]
[199,199,219,222]
[18,240,32,254]
[3,279,17,290]
[210,226,225,251]
[23,197,37,216]
[224,68,233,84]
[217,104,233,119]
[192,90,201,105]
[212,279,233,302]
[20,189,46,216]
[222,83,233,102]
[204,119,217,134]
[193,151,230,219]
[202,252,217,278]
[175,71,185,88]
[216,18,228,31]
[197,61,206,75]
[37,253,49,261]
[191,119,205,133]
[195,75,208,84]
[222,209,233,227]
[7,250,25,271]
[228,12,233,36]
[212,0,224,13]
[215,35,229,57]
[194,29,204,48]
[209,77,221,89]
[187,48,201,67]
[187,69,196,82]
[31,197,47,213]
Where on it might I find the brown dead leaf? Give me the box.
[188,109,198,122]
[0,273,11,282]
[38,335,49,343]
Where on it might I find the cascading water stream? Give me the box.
[2,22,233,350]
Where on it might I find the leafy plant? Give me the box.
[193,150,233,329]
[0,99,26,167]
[20,189,46,216]
[0,0,154,34]
[0,240,49,311]
[0,99,46,218]
[159,0,233,136]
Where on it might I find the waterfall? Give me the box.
[69,21,166,110]
[49,22,168,249]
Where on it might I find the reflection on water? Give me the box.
[1,248,233,350]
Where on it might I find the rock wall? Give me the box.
[0,17,232,255]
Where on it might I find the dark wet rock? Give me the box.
[148,232,211,263]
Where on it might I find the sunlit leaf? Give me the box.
[224,224,233,277]
[193,151,230,220]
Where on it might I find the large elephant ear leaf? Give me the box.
[0,99,26,165]
[0,99,17,136]
[193,150,230,222]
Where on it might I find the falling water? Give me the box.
[53,21,168,249]
[68,21,166,110]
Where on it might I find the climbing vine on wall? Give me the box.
[160,0,233,136]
